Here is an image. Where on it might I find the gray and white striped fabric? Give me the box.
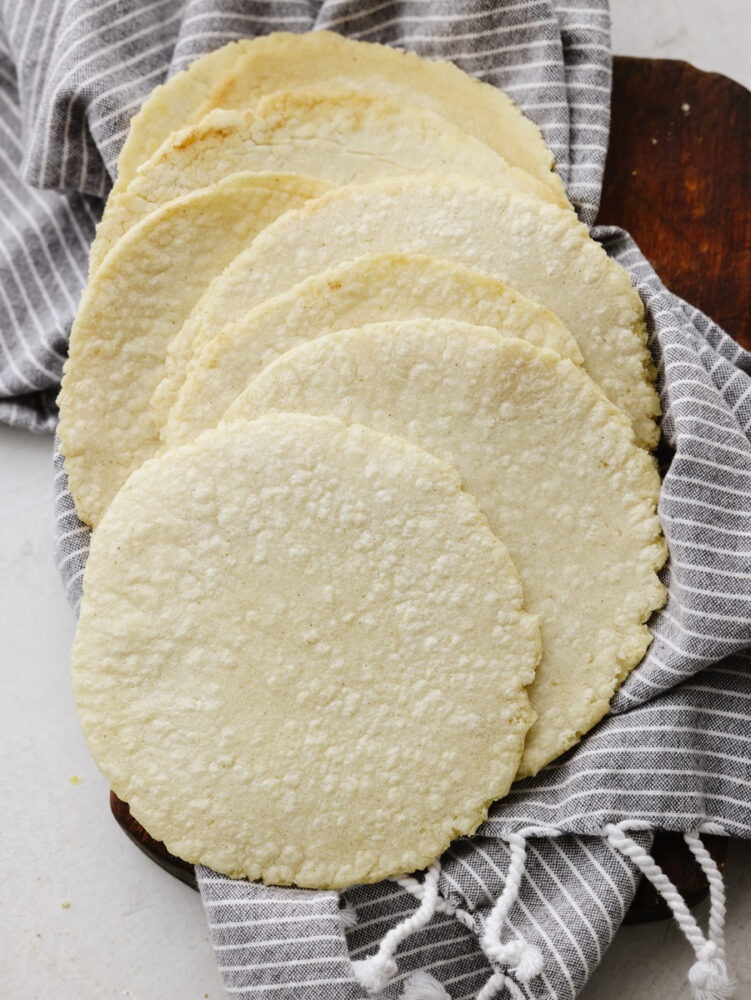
[2,2,750,998]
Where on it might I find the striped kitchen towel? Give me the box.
[2,2,750,998]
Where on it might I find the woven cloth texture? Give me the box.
[1,2,749,998]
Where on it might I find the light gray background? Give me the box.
[2,2,749,998]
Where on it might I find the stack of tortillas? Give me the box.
[60,32,668,889]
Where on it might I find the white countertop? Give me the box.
[2,3,749,998]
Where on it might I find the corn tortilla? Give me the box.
[116,32,567,201]
[225,321,668,775]
[58,172,330,527]
[72,413,540,886]
[158,176,659,448]
[92,88,559,273]
[163,252,582,448]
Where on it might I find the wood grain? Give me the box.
[111,55,749,919]
[598,56,750,347]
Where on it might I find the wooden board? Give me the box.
[599,56,750,347]
[598,55,749,922]
[111,55,750,917]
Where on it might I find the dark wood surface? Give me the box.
[110,791,196,889]
[111,55,749,917]
[598,56,750,348]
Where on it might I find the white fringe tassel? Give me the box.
[477,972,527,1000]
[397,873,477,932]
[396,834,544,1000]
[400,970,452,1000]
[605,824,736,1000]
[475,832,544,1000]
[339,899,359,930]
[352,861,441,994]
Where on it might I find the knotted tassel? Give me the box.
[352,861,441,994]
[605,823,736,1000]
[397,873,477,931]
[475,831,544,999]
[685,832,736,1000]
[688,941,736,1000]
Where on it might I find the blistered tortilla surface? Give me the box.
[92,88,558,272]
[72,413,539,886]
[226,322,667,775]
[168,176,659,449]
[163,251,582,448]
[57,172,329,526]
[116,32,566,201]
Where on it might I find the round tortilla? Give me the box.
[159,176,659,449]
[92,88,559,273]
[116,32,566,201]
[72,412,540,887]
[58,172,330,527]
[224,322,668,776]
[116,42,246,188]
[162,252,582,449]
